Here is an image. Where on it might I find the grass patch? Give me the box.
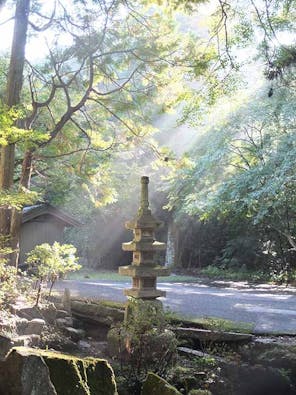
[95,299,125,310]
[68,269,129,281]
[67,268,200,283]
[200,265,271,283]
[200,265,296,285]
[167,310,254,333]
[198,316,254,333]
[68,266,296,285]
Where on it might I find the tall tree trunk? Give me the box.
[165,220,176,267]
[9,149,34,267]
[0,0,30,267]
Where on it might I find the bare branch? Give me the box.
[89,97,140,137]
[218,0,235,68]
[38,55,95,148]
[0,16,14,26]
[92,65,141,97]
[28,1,56,32]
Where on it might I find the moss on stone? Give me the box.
[141,372,181,395]
[0,347,117,395]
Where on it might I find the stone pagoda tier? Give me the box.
[119,176,170,299]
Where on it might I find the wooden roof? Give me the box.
[22,204,81,227]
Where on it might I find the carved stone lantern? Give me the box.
[119,176,170,299]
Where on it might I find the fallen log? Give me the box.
[173,327,253,343]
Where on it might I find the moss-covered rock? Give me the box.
[141,372,182,395]
[71,301,124,326]
[0,346,117,395]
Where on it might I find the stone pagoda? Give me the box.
[119,176,170,300]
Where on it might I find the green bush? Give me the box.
[0,260,17,305]
[0,236,18,305]
[26,242,81,305]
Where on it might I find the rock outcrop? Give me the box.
[0,347,118,395]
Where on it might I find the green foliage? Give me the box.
[26,242,80,279]
[167,357,219,395]
[124,299,169,333]
[0,103,49,147]
[0,0,216,221]
[0,236,17,305]
[200,265,269,283]
[112,299,177,394]
[0,0,216,250]
[166,81,296,278]
[26,242,81,304]
[0,260,17,305]
[0,189,39,209]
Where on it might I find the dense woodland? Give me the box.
[0,0,295,281]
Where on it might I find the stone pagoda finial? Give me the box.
[141,176,149,208]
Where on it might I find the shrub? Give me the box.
[26,242,81,305]
[109,299,177,395]
[0,260,17,305]
[0,236,17,305]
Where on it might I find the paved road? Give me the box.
[54,279,296,334]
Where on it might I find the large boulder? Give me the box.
[141,372,181,395]
[0,346,118,395]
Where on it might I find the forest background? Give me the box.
[0,0,295,283]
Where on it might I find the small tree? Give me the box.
[26,242,81,305]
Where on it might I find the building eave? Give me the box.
[22,204,81,227]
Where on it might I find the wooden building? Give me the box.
[19,204,80,265]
